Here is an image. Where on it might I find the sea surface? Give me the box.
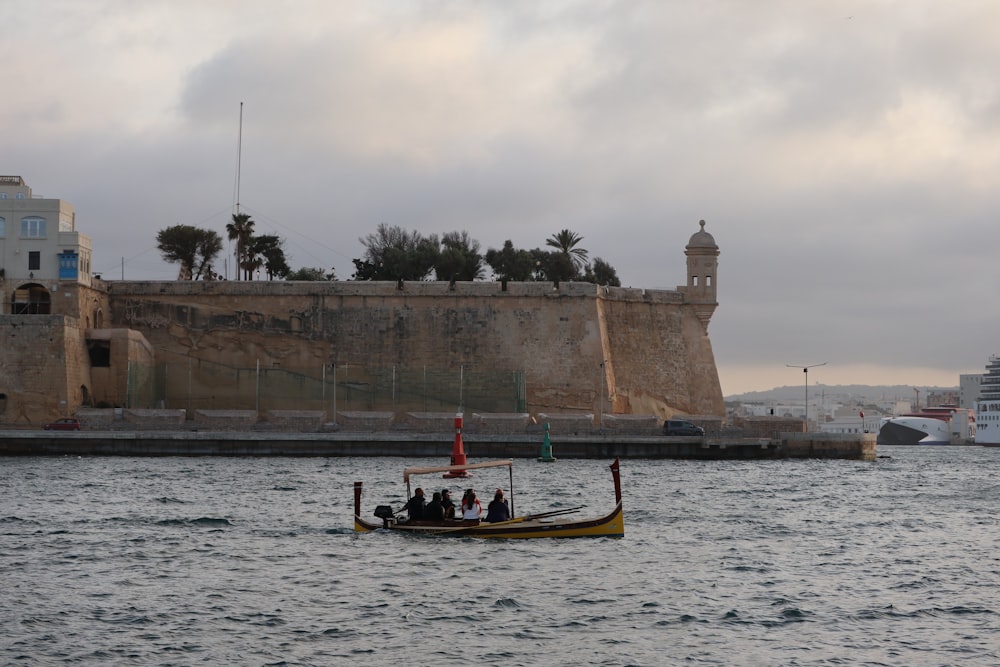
[2,447,999,666]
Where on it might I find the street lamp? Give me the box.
[786,362,827,430]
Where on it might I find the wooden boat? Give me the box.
[353,458,623,538]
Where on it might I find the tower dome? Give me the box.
[686,219,717,251]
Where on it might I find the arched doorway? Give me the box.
[12,283,51,314]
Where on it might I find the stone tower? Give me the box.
[681,219,719,330]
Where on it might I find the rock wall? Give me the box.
[106,280,724,420]
[0,315,90,425]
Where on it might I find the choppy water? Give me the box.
[2,447,999,666]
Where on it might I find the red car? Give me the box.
[43,418,82,431]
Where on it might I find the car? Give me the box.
[43,418,82,431]
[663,419,704,436]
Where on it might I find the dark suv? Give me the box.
[663,419,705,436]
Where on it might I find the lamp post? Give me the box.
[786,362,827,430]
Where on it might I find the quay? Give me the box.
[0,430,876,460]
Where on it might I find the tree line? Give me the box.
[156,217,620,286]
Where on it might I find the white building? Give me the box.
[960,373,982,411]
[0,175,93,314]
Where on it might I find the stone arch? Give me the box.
[94,308,104,328]
[12,282,51,314]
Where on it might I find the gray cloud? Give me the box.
[5,0,999,393]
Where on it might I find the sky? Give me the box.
[4,1,998,396]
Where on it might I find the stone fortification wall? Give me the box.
[0,315,90,425]
[106,280,724,419]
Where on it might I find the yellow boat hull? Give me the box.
[355,502,623,539]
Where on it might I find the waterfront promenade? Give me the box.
[0,430,876,460]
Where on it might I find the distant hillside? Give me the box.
[725,384,959,404]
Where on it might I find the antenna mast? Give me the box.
[235,101,243,216]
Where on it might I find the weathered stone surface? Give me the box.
[1,276,726,427]
[105,280,724,420]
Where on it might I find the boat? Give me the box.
[977,354,1000,446]
[877,416,952,445]
[877,406,974,446]
[353,458,624,538]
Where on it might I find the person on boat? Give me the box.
[461,489,482,520]
[404,487,426,521]
[424,491,445,521]
[485,488,511,523]
[440,489,456,520]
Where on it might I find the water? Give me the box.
[2,448,999,666]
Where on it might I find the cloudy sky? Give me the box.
[4,1,998,395]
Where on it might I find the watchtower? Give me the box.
[680,219,719,330]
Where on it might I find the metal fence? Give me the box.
[126,360,527,415]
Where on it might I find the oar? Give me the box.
[522,506,585,521]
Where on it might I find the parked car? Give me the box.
[663,419,704,436]
[43,418,81,431]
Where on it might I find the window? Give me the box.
[28,251,40,271]
[59,251,78,279]
[21,216,46,238]
[0,216,5,237]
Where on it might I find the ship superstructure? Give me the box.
[976,355,1000,446]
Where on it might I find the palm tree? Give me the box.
[226,213,255,279]
[545,229,589,275]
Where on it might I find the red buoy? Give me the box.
[443,413,471,478]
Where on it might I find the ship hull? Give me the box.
[877,417,951,446]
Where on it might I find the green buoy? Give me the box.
[538,422,557,462]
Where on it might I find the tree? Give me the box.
[247,234,290,280]
[582,257,621,287]
[287,266,337,281]
[485,240,535,282]
[354,223,438,281]
[156,225,223,280]
[434,230,483,282]
[531,249,576,284]
[545,229,589,275]
[226,212,255,280]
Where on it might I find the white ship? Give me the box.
[877,406,975,446]
[976,355,1000,446]
[877,415,952,445]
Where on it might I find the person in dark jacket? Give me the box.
[424,491,445,521]
[440,489,456,519]
[404,488,426,521]
[485,488,511,523]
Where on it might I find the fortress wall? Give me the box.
[0,315,90,425]
[596,293,723,418]
[106,280,723,418]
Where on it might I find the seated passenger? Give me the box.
[485,488,511,523]
[404,487,426,521]
[441,489,456,519]
[461,488,482,520]
[424,491,445,521]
